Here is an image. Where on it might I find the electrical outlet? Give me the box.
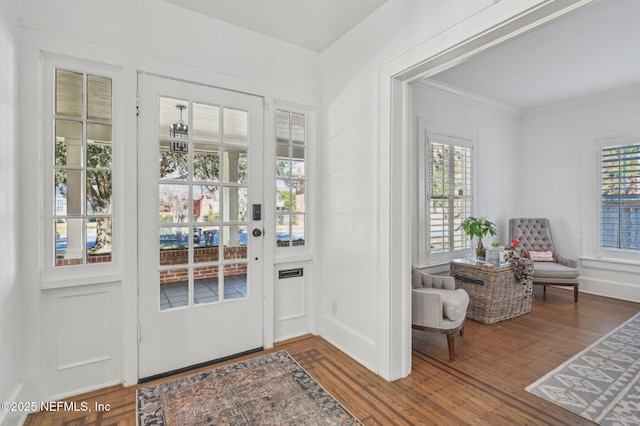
[331,302,338,315]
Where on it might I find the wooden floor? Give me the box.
[25,286,639,425]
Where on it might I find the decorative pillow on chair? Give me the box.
[525,250,555,262]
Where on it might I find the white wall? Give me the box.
[412,82,521,252]
[518,85,640,301]
[0,0,22,424]
[17,0,322,403]
[318,0,550,376]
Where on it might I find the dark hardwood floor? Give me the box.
[25,286,639,425]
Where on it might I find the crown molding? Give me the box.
[414,79,523,117]
[522,83,640,120]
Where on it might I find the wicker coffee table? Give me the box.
[450,259,532,324]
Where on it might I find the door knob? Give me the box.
[252,228,263,237]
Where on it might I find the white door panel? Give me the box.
[137,74,264,379]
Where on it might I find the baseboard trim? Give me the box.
[578,277,640,303]
[0,382,27,426]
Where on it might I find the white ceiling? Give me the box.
[429,0,640,111]
[160,0,390,52]
[160,0,640,110]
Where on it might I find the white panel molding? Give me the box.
[43,283,122,399]
[274,278,305,322]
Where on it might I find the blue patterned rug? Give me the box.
[137,350,362,425]
[526,312,640,425]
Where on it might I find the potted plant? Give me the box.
[456,216,497,258]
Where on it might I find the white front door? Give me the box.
[137,74,264,379]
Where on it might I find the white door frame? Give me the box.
[378,0,597,380]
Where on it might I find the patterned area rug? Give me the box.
[137,350,362,425]
[526,312,640,425]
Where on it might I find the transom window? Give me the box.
[53,69,113,266]
[275,110,306,248]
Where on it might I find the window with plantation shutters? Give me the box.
[418,121,476,265]
[601,141,640,251]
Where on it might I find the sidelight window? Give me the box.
[275,110,306,248]
[53,69,113,266]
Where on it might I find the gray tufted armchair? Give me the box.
[412,267,470,360]
[509,218,580,303]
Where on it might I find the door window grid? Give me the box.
[53,69,113,266]
[157,98,249,310]
[275,110,306,248]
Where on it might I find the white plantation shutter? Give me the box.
[423,132,473,264]
[601,142,640,251]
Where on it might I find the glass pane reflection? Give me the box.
[223,108,248,146]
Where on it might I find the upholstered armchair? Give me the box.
[509,218,580,303]
[412,267,470,361]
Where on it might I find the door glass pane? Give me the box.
[56,70,83,118]
[87,75,112,121]
[87,170,112,215]
[223,108,248,146]
[55,218,83,265]
[194,266,219,305]
[55,120,83,167]
[194,226,219,263]
[160,269,189,310]
[159,184,189,223]
[56,169,83,216]
[223,148,248,183]
[193,103,219,142]
[87,124,112,169]
[87,217,112,262]
[159,97,189,139]
[159,141,188,180]
[223,225,247,260]
[276,214,290,247]
[223,187,248,222]
[159,227,189,266]
[194,144,220,182]
[223,263,247,300]
[193,186,219,223]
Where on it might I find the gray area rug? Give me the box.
[526,312,640,425]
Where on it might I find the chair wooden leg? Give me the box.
[446,333,455,361]
[459,325,464,337]
[574,284,579,303]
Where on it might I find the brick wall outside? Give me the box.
[56,254,112,266]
